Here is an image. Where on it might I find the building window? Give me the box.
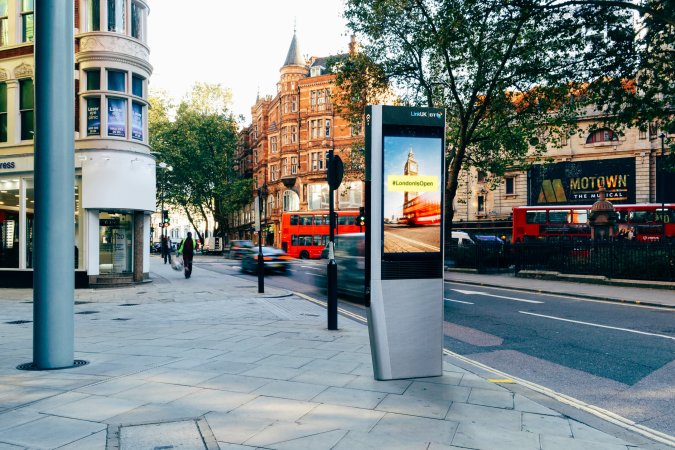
[282,158,288,176]
[283,96,289,114]
[310,152,325,171]
[291,125,297,143]
[0,0,8,47]
[21,0,34,42]
[325,119,331,138]
[132,74,143,97]
[649,123,657,140]
[107,70,126,92]
[270,136,278,153]
[560,133,567,146]
[291,156,297,174]
[108,0,125,33]
[586,128,618,144]
[131,1,145,40]
[505,177,515,195]
[639,127,647,140]
[282,126,288,145]
[308,183,329,210]
[477,195,485,213]
[291,95,298,112]
[283,190,299,212]
[338,182,362,209]
[107,97,127,137]
[86,97,101,136]
[310,119,323,139]
[271,165,279,181]
[477,171,487,183]
[131,102,143,140]
[0,83,6,142]
[86,69,101,90]
[88,0,100,31]
[19,79,34,141]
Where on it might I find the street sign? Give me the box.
[328,155,344,190]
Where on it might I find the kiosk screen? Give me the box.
[382,127,443,256]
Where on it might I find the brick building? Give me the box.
[230,32,364,247]
[454,107,674,233]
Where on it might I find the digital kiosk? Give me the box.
[365,105,445,380]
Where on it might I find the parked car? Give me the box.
[240,247,293,274]
[224,240,254,259]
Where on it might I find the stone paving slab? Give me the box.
[0,258,665,449]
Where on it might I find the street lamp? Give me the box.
[257,183,268,293]
[659,133,666,239]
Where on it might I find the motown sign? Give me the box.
[529,158,636,205]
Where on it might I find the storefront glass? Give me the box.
[25,178,33,268]
[99,211,132,274]
[0,178,19,267]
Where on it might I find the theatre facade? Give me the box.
[0,0,155,287]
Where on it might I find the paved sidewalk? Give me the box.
[445,270,675,309]
[0,259,670,449]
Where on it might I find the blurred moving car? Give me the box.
[315,233,366,302]
[240,247,293,274]
[225,240,254,259]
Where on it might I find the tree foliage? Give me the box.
[149,83,252,242]
[336,0,641,231]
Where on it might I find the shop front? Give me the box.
[0,151,155,287]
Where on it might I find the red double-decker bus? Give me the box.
[512,204,675,243]
[280,211,362,259]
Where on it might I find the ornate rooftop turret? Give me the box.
[283,31,305,67]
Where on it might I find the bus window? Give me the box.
[291,235,298,246]
[299,235,312,246]
[656,208,674,223]
[314,215,323,225]
[322,235,329,245]
[313,235,322,246]
[630,211,655,223]
[571,210,588,224]
[616,210,628,223]
[323,215,329,225]
[338,215,355,226]
[526,211,547,224]
[548,210,570,223]
[300,216,313,226]
[290,215,299,226]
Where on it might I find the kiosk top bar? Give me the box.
[381,105,445,127]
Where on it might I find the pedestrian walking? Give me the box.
[161,236,170,264]
[178,232,196,279]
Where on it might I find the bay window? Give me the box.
[19,79,33,141]
[88,0,100,31]
[108,0,125,33]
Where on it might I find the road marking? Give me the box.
[444,298,474,305]
[488,379,515,383]
[452,289,544,304]
[305,273,323,278]
[383,231,440,251]
[293,292,367,324]
[301,265,322,271]
[519,311,675,341]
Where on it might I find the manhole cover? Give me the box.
[6,320,32,325]
[76,311,99,315]
[17,360,89,371]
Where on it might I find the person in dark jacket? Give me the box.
[161,236,172,264]
[179,232,196,278]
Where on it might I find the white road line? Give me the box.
[444,298,474,305]
[452,289,544,304]
[519,311,675,341]
[305,273,323,278]
[383,231,440,251]
[300,265,322,271]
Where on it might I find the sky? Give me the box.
[147,0,351,122]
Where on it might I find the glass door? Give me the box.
[99,211,132,274]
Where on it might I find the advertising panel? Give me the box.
[107,97,127,137]
[131,102,143,141]
[656,155,675,203]
[383,132,443,255]
[529,158,636,205]
[87,98,100,136]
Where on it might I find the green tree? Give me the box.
[150,83,252,243]
[337,0,637,240]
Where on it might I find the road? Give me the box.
[193,255,675,438]
[384,223,441,252]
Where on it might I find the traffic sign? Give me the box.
[328,155,344,190]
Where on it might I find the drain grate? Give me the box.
[119,303,139,307]
[6,320,32,325]
[17,359,89,371]
[75,311,99,315]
